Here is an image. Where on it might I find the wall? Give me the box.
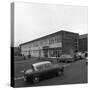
[62,31,79,56]
[79,38,88,52]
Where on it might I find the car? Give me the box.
[59,54,73,63]
[24,61,64,83]
[85,57,88,65]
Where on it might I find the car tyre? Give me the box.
[61,68,64,75]
[24,76,28,82]
[33,76,39,84]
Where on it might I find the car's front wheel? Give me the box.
[24,76,28,82]
[33,76,39,84]
[61,67,64,74]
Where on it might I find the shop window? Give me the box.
[49,48,61,57]
[49,38,54,44]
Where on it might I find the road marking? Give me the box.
[20,70,24,73]
[14,76,24,80]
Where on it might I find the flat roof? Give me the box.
[20,30,79,46]
[79,34,88,39]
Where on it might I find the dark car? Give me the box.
[24,61,64,83]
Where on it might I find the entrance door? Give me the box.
[43,49,48,57]
[43,46,49,58]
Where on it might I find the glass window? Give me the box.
[35,63,52,71]
[49,37,54,44]
[49,48,61,57]
[55,35,61,43]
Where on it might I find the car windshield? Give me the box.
[26,69,33,73]
[33,62,52,71]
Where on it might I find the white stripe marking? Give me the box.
[20,70,24,73]
[14,76,24,80]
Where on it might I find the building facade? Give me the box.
[20,30,79,58]
[79,34,88,52]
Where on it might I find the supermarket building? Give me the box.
[20,30,79,58]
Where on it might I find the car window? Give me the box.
[36,65,44,71]
[35,63,52,71]
[44,63,52,68]
[26,69,33,73]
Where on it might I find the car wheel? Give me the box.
[24,76,28,82]
[61,69,64,75]
[33,76,39,84]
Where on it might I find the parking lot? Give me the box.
[14,57,88,87]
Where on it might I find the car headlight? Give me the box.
[25,69,33,74]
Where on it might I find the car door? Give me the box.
[47,65,59,76]
[41,64,54,78]
[40,65,51,79]
[33,65,48,79]
[38,64,52,79]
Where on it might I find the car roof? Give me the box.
[32,61,51,67]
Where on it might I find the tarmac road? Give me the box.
[14,59,88,87]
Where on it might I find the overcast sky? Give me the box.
[14,2,88,46]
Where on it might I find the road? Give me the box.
[14,59,88,87]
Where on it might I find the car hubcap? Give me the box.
[33,77,39,83]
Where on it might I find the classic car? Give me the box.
[24,61,64,83]
[59,54,74,63]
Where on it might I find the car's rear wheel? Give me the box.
[57,68,64,76]
[33,76,39,84]
[61,68,64,74]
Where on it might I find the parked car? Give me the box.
[85,57,88,65]
[24,61,64,83]
[74,52,87,60]
[59,54,74,63]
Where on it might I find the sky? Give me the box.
[14,2,88,46]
